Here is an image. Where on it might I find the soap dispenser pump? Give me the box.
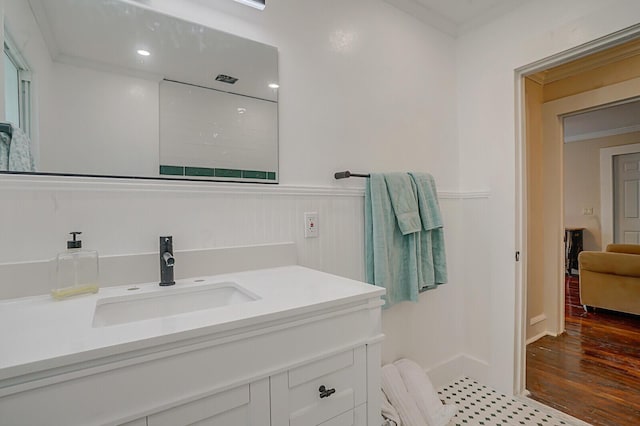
[51,232,100,300]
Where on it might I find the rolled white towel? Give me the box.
[381,390,401,426]
[394,358,458,426]
[381,364,427,426]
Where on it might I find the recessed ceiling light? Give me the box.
[233,0,266,10]
[137,49,151,56]
[268,83,280,89]
[237,107,247,114]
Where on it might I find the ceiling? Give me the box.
[384,0,528,36]
[564,100,640,143]
[27,0,279,101]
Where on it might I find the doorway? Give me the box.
[614,151,640,243]
[516,31,640,423]
[601,142,640,246]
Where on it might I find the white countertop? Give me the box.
[0,266,384,384]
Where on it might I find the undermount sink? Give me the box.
[92,281,260,327]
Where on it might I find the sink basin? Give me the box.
[93,281,259,327]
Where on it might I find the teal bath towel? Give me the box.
[365,172,447,307]
[410,172,448,288]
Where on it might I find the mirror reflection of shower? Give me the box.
[3,28,35,172]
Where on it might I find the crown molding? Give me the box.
[458,0,528,36]
[529,37,640,85]
[383,0,457,37]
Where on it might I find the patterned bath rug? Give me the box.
[438,377,590,426]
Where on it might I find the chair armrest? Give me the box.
[579,251,640,277]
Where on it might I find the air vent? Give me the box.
[215,74,238,84]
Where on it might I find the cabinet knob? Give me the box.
[319,385,336,398]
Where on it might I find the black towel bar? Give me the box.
[334,170,370,179]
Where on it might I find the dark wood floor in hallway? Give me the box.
[526,275,640,425]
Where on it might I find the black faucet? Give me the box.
[159,236,176,286]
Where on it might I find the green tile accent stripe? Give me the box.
[185,167,215,177]
[242,170,267,180]
[215,168,242,178]
[159,165,184,176]
[160,165,277,180]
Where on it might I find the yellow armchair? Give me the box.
[578,244,640,315]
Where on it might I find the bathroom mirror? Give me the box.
[1,0,279,183]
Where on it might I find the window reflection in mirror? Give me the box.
[0,0,278,182]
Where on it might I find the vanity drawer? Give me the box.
[147,379,269,426]
[277,347,366,426]
[318,404,367,426]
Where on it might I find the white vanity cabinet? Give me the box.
[0,266,385,426]
[119,347,372,426]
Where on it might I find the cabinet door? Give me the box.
[148,379,269,426]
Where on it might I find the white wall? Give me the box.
[457,0,640,393]
[0,0,465,386]
[139,0,459,189]
[41,62,159,176]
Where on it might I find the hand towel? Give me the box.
[381,364,427,426]
[408,173,442,230]
[384,173,421,235]
[394,358,458,426]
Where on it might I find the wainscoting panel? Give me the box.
[0,177,366,299]
[0,175,490,387]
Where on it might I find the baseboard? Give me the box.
[526,331,558,345]
[425,353,490,388]
[529,313,546,326]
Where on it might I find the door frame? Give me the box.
[601,142,640,247]
[514,24,640,395]
[540,78,640,334]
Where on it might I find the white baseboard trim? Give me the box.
[425,353,490,389]
[529,313,546,326]
[525,331,558,346]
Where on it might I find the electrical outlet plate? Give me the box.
[304,212,319,238]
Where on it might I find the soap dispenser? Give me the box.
[52,232,100,300]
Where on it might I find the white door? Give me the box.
[614,152,640,243]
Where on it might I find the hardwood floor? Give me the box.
[526,275,640,425]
